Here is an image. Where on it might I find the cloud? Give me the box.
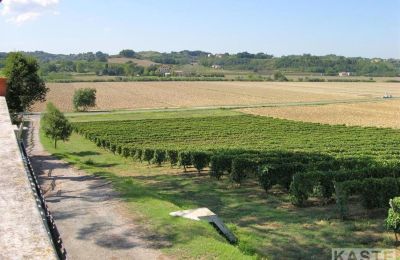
[1,0,60,24]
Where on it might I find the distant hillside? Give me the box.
[0,50,399,78]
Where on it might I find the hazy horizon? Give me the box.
[1,0,400,59]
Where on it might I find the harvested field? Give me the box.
[241,99,400,128]
[32,81,400,112]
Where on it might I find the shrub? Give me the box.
[130,148,136,159]
[230,157,256,185]
[73,88,96,111]
[142,149,154,164]
[258,165,273,192]
[122,147,130,158]
[179,151,192,171]
[116,145,122,155]
[210,154,233,180]
[135,149,143,162]
[110,144,117,154]
[290,172,316,206]
[152,149,166,166]
[385,197,400,242]
[191,151,210,174]
[167,150,179,167]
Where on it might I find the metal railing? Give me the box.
[19,141,67,260]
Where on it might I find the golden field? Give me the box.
[32,81,400,112]
[241,99,400,128]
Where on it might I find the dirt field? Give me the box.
[241,99,400,128]
[32,82,400,112]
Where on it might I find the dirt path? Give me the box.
[26,116,168,260]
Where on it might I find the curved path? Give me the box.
[27,116,167,260]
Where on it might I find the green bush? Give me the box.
[230,157,256,185]
[167,150,179,166]
[152,149,166,166]
[191,151,210,174]
[290,172,316,206]
[122,147,130,158]
[142,149,154,164]
[116,145,122,155]
[179,151,192,171]
[258,165,273,192]
[210,154,233,180]
[135,149,143,162]
[385,197,400,242]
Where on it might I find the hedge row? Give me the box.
[289,166,400,206]
[79,131,400,211]
[336,177,400,218]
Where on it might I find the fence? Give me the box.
[19,141,67,260]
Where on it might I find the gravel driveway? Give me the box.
[27,116,168,260]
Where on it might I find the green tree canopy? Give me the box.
[5,52,48,114]
[41,102,72,148]
[73,88,97,111]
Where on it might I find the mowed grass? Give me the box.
[66,108,242,122]
[39,109,397,259]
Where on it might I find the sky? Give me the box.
[0,0,399,58]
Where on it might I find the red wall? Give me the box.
[0,78,7,96]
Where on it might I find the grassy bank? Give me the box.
[39,110,395,259]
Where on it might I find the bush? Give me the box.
[191,151,210,174]
[142,149,154,164]
[179,151,192,171]
[73,88,97,111]
[122,147,130,158]
[290,172,316,206]
[230,157,256,185]
[167,150,179,167]
[116,145,122,155]
[385,197,400,242]
[130,148,136,159]
[210,154,233,180]
[135,149,143,162]
[152,149,166,166]
[361,178,399,209]
[258,165,273,192]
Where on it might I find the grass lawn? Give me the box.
[39,109,396,259]
[66,108,242,122]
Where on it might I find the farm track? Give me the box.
[26,116,168,260]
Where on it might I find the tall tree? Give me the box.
[5,52,48,114]
[41,102,72,149]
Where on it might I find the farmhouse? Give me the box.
[158,65,171,76]
[338,71,351,77]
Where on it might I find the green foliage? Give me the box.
[273,71,288,81]
[386,197,400,242]
[41,102,72,148]
[142,148,154,164]
[152,149,166,166]
[110,144,117,154]
[119,49,136,58]
[231,158,255,185]
[122,147,130,158]
[167,150,179,167]
[73,88,97,111]
[191,151,210,173]
[179,151,192,171]
[210,154,233,180]
[5,52,48,113]
[290,172,317,206]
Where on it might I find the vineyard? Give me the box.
[73,114,400,216]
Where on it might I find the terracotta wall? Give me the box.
[0,78,7,96]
